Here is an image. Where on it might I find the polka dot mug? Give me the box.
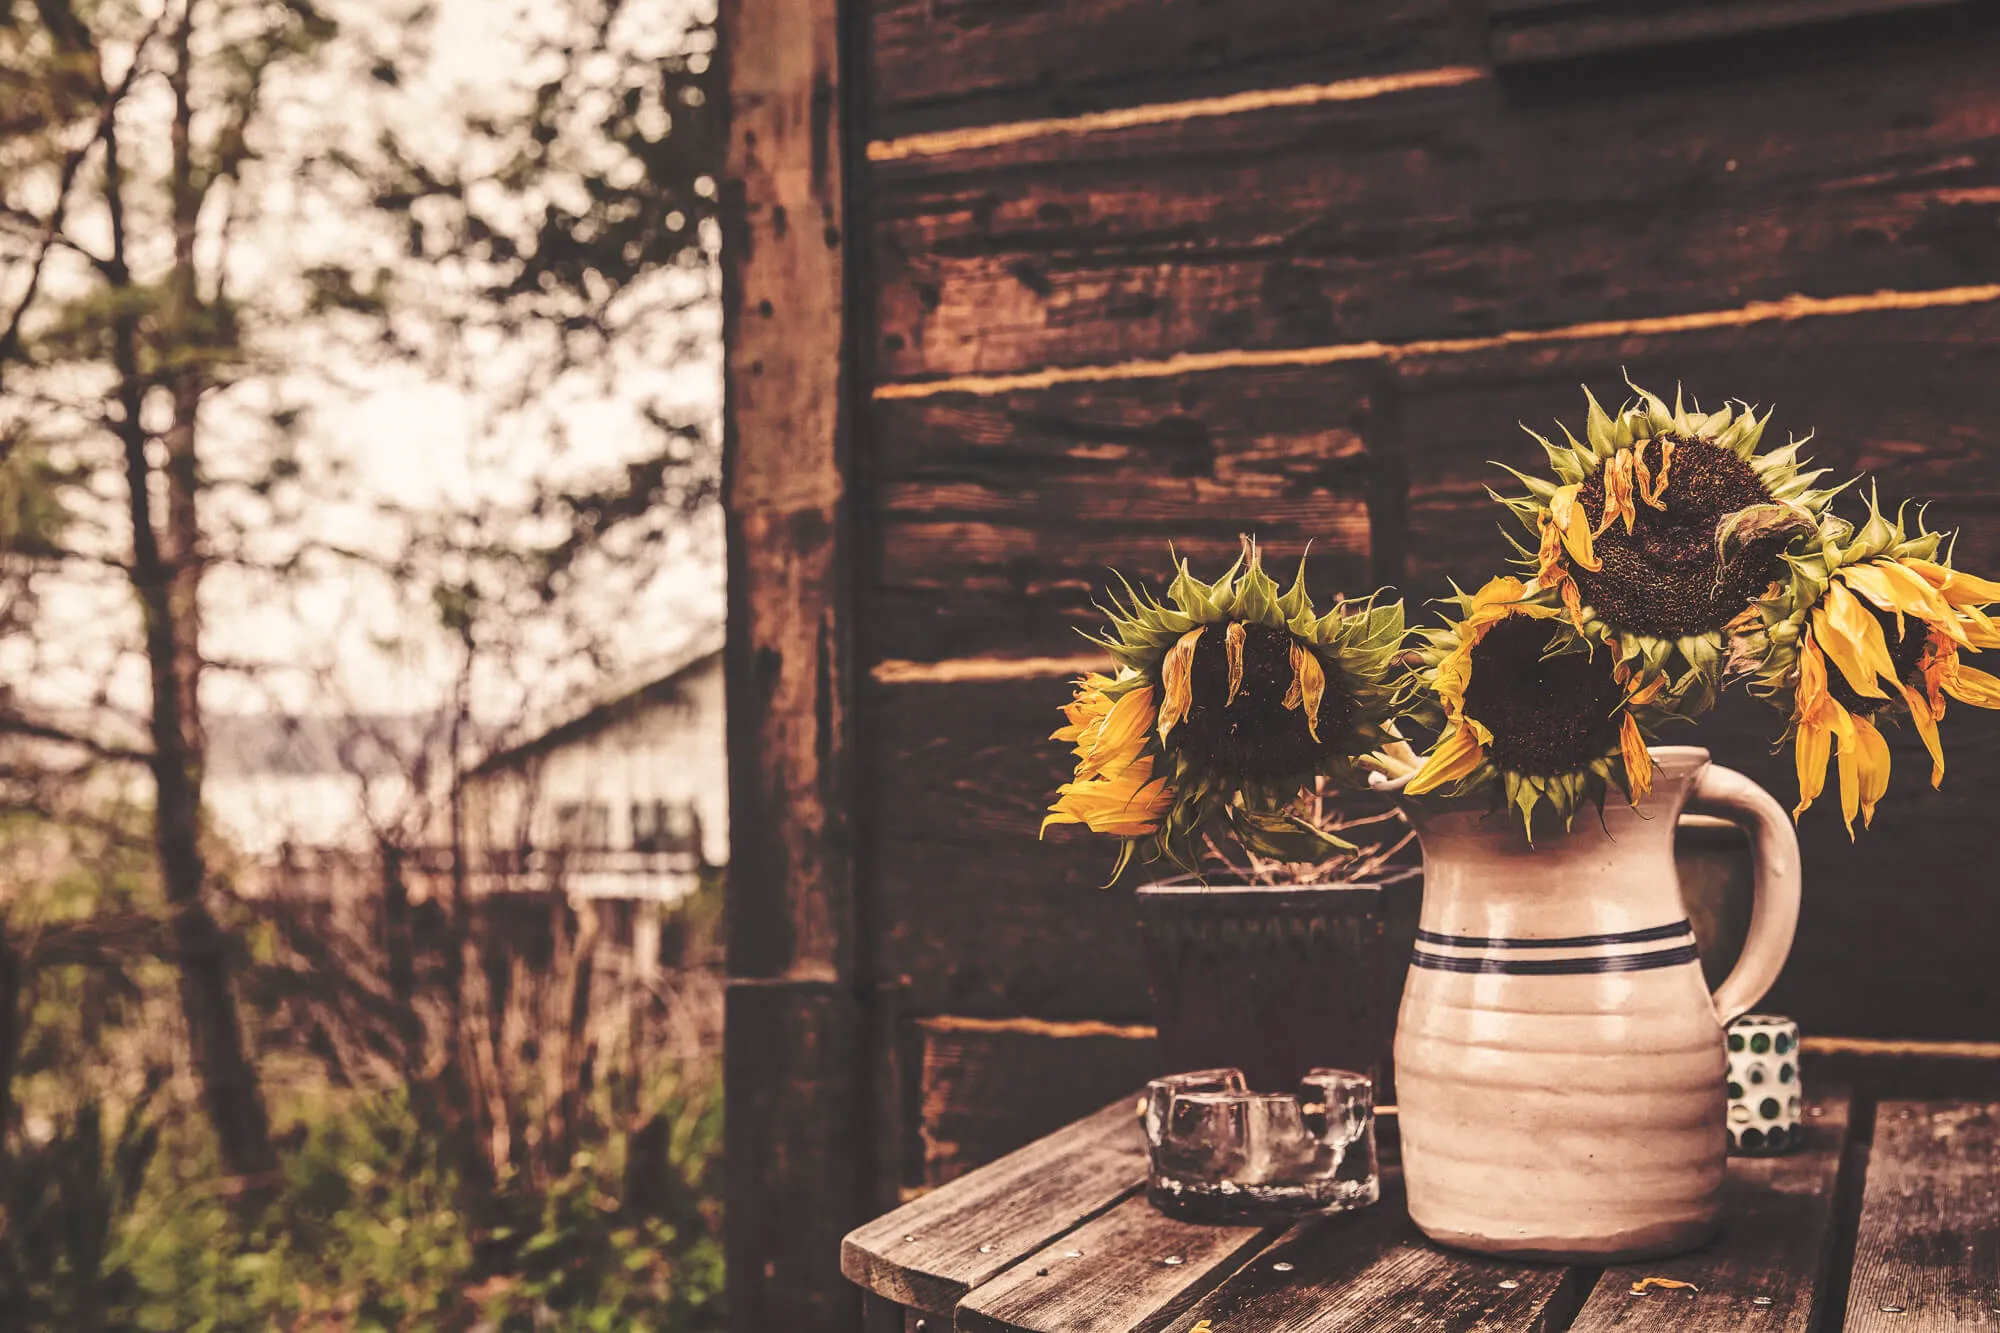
[1726,1014,1801,1154]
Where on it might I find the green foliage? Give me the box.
[0,1085,165,1328]
[0,812,726,1331]
[0,1072,724,1332]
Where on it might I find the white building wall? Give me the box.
[460,653,727,902]
[517,654,728,865]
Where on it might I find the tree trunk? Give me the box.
[0,925,19,1142]
[100,16,276,1190]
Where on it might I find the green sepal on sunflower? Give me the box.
[1394,575,1681,839]
[1728,492,2000,835]
[1044,538,1407,878]
[1491,377,1844,709]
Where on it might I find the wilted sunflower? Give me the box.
[1043,539,1405,877]
[1401,575,1671,836]
[1734,497,2000,835]
[1496,378,1843,703]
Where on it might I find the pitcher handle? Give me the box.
[1688,763,1802,1025]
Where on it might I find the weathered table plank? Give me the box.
[957,1195,1280,1333]
[1845,1100,2000,1332]
[842,1096,1147,1314]
[1569,1091,1855,1333]
[1153,1188,1585,1333]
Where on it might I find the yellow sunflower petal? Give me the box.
[1594,450,1639,537]
[1052,674,1116,748]
[1158,627,1204,741]
[1850,712,1891,830]
[1078,685,1156,780]
[1620,711,1653,805]
[1835,563,1911,634]
[1908,558,2000,607]
[1290,640,1327,742]
[1815,585,1894,699]
[1900,682,1946,788]
[1942,660,2000,709]
[1641,438,1675,507]
[1960,608,2000,649]
[1555,569,1586,633]
[1225,621,1246,707]
[1843,561,1968,647]
[1467,574,1535,623]
[1830,703,1861,838]
[1405,722,1485,796]
[1044,755,1173,837]
[1546,487,1602,572]
[1793,717,1833,819]
[1791,635,1835,819]
[1630,439,1653,509]
[1625,672,1668,707]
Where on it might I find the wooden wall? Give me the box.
[724,1,2000,1327]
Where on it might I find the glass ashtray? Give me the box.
[1143,1067,1380,1223]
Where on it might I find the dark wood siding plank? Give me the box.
[1845,1100,2000,1331]
[841,1096,1149,1315]
[864,365,1381,663]
[914,1018,1161,1188]
[866,0,1474,140]
[869,828,1154,1021]
[1569,1091,1856,1333]
[872,31,2000,381]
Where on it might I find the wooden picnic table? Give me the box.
[842,1093,2000,1332]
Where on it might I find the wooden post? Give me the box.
[720,0,864,1326]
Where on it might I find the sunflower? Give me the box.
[1734,497,2000,835]
[1401,575,1670,836]
[1045,538,1406,876]
[1495,378,1843,705]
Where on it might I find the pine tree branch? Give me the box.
[0,7,168,406]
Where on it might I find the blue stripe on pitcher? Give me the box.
[1413,919,1693,950]
[1411,920,1698,975]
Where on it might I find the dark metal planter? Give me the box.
[1135,867,1421,1093]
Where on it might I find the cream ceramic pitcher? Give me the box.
[1387,746,1801,1261]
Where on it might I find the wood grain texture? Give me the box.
[1844,1100,2000,1331]
[914,1017,1161,1188]
[871,25,2000,382]
[723,0,854,983]
[956,1195,1279,1333]
[865,0,1474,140]
[1156,1189,1590,1333]
[1570,1091,1855,1333]
[864,365,1382,663]
[842,1096,1148,1315]
[721,0,861,1325]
